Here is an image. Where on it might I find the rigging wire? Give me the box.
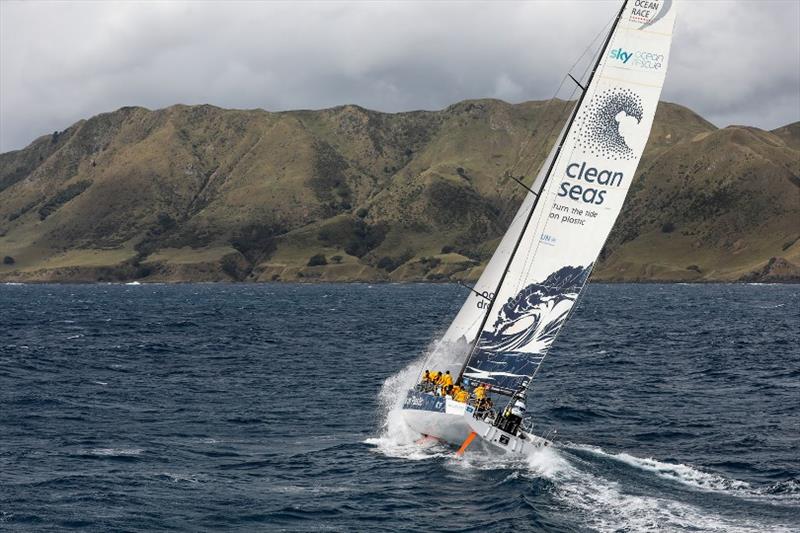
[490,14,616,233]
[418,11,618,387]
[507,15,615,185]
[458,1,626,394]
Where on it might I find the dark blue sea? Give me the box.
[1,283,798,532]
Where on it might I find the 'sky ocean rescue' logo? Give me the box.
[609,48,664,70]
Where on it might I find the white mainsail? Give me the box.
[438,131,561,348]
[456,0,678,394]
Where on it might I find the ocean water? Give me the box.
[0,282,798,532]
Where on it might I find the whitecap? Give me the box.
[87,448,142,457]
[159,472,204,483]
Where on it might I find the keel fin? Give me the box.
[456,431,478,457]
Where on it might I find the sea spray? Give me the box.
[366,337,465,458]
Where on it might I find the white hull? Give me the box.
[401,391,550,455]
[401,398,476,444]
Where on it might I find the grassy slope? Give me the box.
[0,101,798,283]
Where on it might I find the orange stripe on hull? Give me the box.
[456,431,478,456]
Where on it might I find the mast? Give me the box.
[456,0,629,389]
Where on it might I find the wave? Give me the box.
[158,472,205,483]
[565,443,800,505]
[84,447,143,457]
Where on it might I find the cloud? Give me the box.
[1,0,798,152]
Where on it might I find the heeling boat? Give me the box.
[400,0,677,455]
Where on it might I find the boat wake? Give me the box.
[565,443,800,504]
[367,361,797,532]
[450,443,794,532]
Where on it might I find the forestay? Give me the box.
[459,0,677,394]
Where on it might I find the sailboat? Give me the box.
[401,0,677,455]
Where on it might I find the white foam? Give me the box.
[550,467,779,533]
[566,443,800,508]
[159,472,204,483]
[569,443,750,491]
[519,446,790,532]
[87,448,142,456]
[365,336,461,460]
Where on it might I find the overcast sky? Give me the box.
[1,0,798,153]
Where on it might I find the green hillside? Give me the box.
[1,100,798,283]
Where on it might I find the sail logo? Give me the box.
[470,265,591,392]
[558,162,624,205]
[575,88,644,161]
[629,0,672,29]
[609,48,664,70]
[610,48,633,64]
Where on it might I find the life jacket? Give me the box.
[474,385,486,399]
[440,373,453,388]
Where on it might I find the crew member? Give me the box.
[504,397,526,435]
[440,370,453,390]
[454,388,469,403]
[450,384,462,399]
[474,383,486,401]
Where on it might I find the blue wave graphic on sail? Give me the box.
[464,264,592,392]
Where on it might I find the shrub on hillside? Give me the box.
[307,254,328,267]
[3,256,14,265]
[377,256,397,271]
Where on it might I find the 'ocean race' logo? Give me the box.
[629,0,672,29]
[609,48,664,70]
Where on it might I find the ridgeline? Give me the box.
[1,99,799,283]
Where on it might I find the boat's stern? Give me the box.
[466,416,551,455]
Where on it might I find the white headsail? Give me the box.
[455,0,678,394]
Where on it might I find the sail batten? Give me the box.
[455,0,677,394]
